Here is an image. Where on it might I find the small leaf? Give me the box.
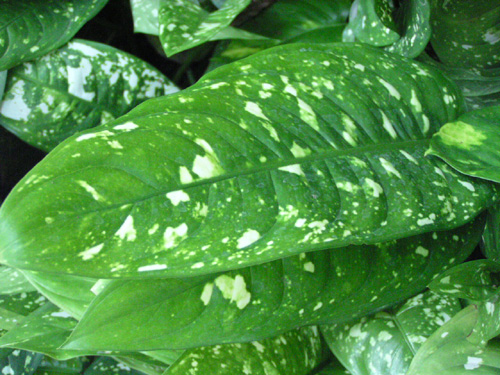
[343,0,400,47]
[62,217,483,351]
[429,260,500,302]
[0,266,36,295]
[321,291,461,375]
[130,0,160,35]
[0,0,109,71]
[0,39,178,152]
[159,0,254,56]
[164,326,324,375]
[483,202,500,262]
[1,43,497,279]
[428,105,500,183]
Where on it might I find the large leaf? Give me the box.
[0,39,178,152]
[427,106,500,183]
[321,291,461,375]
[164,326,324,375]
[208,0,350,69]
[62,217,483,351]
[429,0,500,70]
[0,0,109,71]
[0,43,498,279]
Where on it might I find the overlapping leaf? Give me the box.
[0,43,498,279]
[483,203,500,262]
[159,0,267,56]
[209,0,351,69]
[321,292,461,375]
[430,0,500,70]
[164,326,324,375]
[0,39,178,152]
[428,106,500,183]
[62,217,483,351]
[0,0,109,71]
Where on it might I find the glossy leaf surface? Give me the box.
[429,260,500,302]
[0,43,498,279]
[159,0,259,56]
[321,291,461,375]
[430,0,500,70]
[131,0,160,35]
[0,39,178,152]
[63,217,482,351]
[0,0,109,71]
[428,106,500,183]
[164,326,324,375]
[209,0,350,69]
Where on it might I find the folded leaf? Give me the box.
[321,291,461,375]
[428,106,500,183]
[62,217,483,351]
[429,260,500,302]
[0,39,178,152]
[164,326,324,375]
[159,0,255,56]
[0,43,497,279]
[0,0,109,71]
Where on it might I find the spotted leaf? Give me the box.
[0,39,178,152]
[209,0,350,69]
[427,106,500,184]
[130,0,160,35]
[159,0,267,56]
[0,0,109,71]
[429,260,500,302]
[62,217,482,351]
[483,203,500,263]
[406,300,500,375]
[0,43,498,279]
[84,356,156,375]
[430,0,500,70]
[0,349,43,375]
[0,266,36,295]
[321,291,461,375]
[164,326,324,375]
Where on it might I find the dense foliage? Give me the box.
[0,0,499,374]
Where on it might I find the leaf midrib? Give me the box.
[31,137,431,217]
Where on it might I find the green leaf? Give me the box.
[112,354,169,375]
[385,0,431,58]
[84,357,147,375]
[429,0,500,70]
[0,39,178,152]
[321,291,461,375]
[209,0,350,68]
[0,291,46,332]
[427,105,500,183]
[316,362,352,375]
[62,217,483,351]
[429,260,500,302]
[158,0,255,56]
[164,326,324,375]
[0,43,498,279]
[406,302,500,374]
[0,266,36,295]
[22,271,97,319]
[483,202,500,262]
[0,303,87,360]
[130,0,160,35]
[343,0,400,46]
[0,0,109,71]
[34,356,86,375]
[0,349,43,375]
[0,71,6,101]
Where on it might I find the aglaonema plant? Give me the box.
[0,0,499,374]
